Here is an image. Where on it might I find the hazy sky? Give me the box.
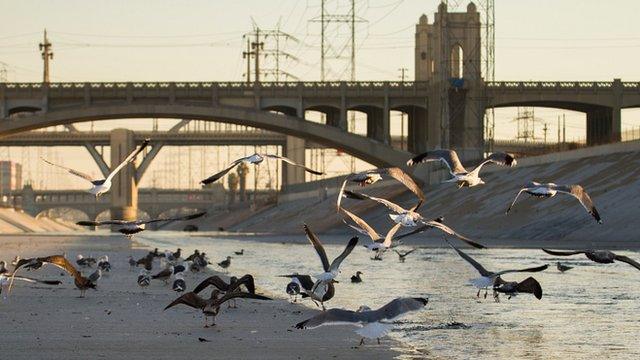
[1,0,639,190]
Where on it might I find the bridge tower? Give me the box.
[109,129,140,222]
[415,2,484,161]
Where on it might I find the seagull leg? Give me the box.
[312,300,320,308]
[359,338,365,346]
[484,289,488,299]
[476,289,481,298]
[204,316,209,328]
[377,338,381,345]
[321,302,326,311]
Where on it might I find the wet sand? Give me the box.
[0,234,399,360]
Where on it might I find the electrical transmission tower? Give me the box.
[39,29,53,83]
[243,23,299,83]
[310,0,366,81]
[512,107,546,143]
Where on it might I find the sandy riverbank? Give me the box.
[0,234,400,359]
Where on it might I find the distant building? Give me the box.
[0,161,23,196]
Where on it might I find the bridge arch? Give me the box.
[0,104,409,168]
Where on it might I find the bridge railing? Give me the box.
[485,81,619,89]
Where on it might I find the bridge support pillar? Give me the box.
[365,107,390,144]
[282,136,306,188]
[325,108,345,131]
[109,128,138,223]
[587,107,618,145]
[408,107,429,154]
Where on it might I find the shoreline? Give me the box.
[0,234,401,359]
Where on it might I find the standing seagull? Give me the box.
[406,149,516,188]
[447,241,547,299]
[201,153,323,185]
[217,256,231,272]
[342,190,486,249]
[76,212,206,238]
[137,269,151,289]
[172,273,186,293]
[278,274,335,307]
[542,249,640,271]
[506,182,602,223]
[42,139,150,197]
[295,297,428,346]
[12,255,97,297]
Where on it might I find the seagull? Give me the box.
[217,256,231,272]
[166,248,182,262]
[164,289,271,327]
[492,276,544,301]
[0,261,7,275]
[137,269,151,288]
[286,280,301,303]
[337,167,425,211]
[172,273,186,293]
[394,249,417,263]
[201,153,323,185]
[87,268,102,285]
[136,253,154,271]
[278,274,335,308]
[304,224,358,282]
[350,271,363,283]
[152,265,174,284]
[41,139,150,197]
[193,274,256,309]
[185,250,201,262]
[234,249,244,256]
[76,212,206,238]
[506,182,602,223]
[172,262,187,274]
[97,256,111,272]
[12,255,97,297]
[294,297,428,346]
[342,190,486,249]
[406,149,516,188]
[447,241,548,299]
[556,262,573,273]
[542,248,640,271]
[76,254,96,268]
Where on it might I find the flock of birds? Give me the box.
[2,138,639,347]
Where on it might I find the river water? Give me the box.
[137,232,640,359]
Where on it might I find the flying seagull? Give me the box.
[11,255,97,297]
[193,274,256,309]
[0,274,61,299]
[542,248,640,271]
[406,149,516,188]
[342,190,486,249]
[394,249,417,263]
[42,139,150,197]
[294,297,428,346]
[76,211,206,238]
[492,276,544,301]
[304,224,358,282]
[447,241,547,299]
[506,182,602,224]
[164,289,271,327]
[201,153,323,185]
[337,167,425,210]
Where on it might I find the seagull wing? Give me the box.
[329,236,359,273]
[515,277,543,299]
[105,139,150,182]
[553,184,602,223]
[39,255,83,281]
[294,308,364,329]
[382,167,425,201]
[494,264,549,276]
[303,224,330,272]
[200,157,249,185]
[76,220,130,227]
[541,248,586,257]
[381,222,404,248]
[505,188,530,214]
[372,297,428,321]
[614,255,640,271]
[339,207,381,241]
[164,292,207,310]
[264,154,323,175]
[336,178,349,211]
[447,241,492,277]
[230,274,256,294]
[342,190,408,214]
[192,276,230,294]
[423,220,486,249]
[406,149,466,175]
[470,152,517,175]
[392,224,431,242]
[140,211,207,225]
[278,274,315,291]
[7,276,61,286]
[41,158,95,182]
[212,291,272,308]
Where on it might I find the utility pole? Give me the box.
[242,37,252,85]
[39,29,53,84]
[562,114,566,143]
[399,67,408,150]
[543,122,548,144]
[252,28,263,84]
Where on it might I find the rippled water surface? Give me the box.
[138,232,640,359]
